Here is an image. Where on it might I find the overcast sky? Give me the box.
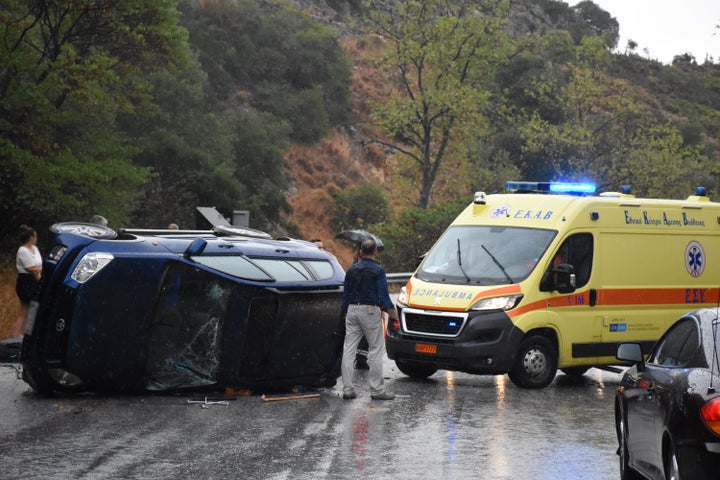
[571,0,720,64]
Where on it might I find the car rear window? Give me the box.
[192,256,334,282]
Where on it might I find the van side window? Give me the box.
[541,233,593,290]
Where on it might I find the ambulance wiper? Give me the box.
[456,238,471,283]
[481,244,514,284]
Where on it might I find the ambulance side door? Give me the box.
[540,233,599,364]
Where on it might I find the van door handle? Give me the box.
[589,289,597,307]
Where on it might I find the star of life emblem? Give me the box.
[490,205,510,218]
[434,297,442,305]
[685,240,705,278]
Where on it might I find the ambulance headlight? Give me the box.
[470,295,522,311]
[71,252,114,283]
[397,286,409,307]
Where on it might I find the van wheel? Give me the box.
[508,335,558,389]
[395,360,437,379]
[561,366,590,376]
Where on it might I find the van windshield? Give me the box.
[417,226,556,285]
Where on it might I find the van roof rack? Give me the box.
[119,226,272,239]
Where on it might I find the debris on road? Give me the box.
[187,397,233,407]
[260,393,321,402]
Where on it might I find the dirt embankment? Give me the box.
[0,259,18,337]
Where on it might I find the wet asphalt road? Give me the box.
[0,359,623,480]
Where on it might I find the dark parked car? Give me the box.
[615,308,720,480]
[21,222,346,395]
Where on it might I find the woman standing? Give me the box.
[12,225,42,338]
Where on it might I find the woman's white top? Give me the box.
[16,246,42,274]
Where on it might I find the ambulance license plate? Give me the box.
[415,343,437,355]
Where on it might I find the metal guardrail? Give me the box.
[386,272,413,284]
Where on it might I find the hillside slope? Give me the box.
[283,0,720,265]
[282,1,571,265]
[283,36,394,266]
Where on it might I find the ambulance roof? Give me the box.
[454,182,720,231]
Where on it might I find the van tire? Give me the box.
[395,360,437,379]
[508,335,558,389]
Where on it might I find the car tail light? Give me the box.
[700,397,720,436]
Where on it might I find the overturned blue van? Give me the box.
[21,222,345,395]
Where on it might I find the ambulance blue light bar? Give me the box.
[506,181,596,195]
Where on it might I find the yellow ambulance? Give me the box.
[386,181,720,388]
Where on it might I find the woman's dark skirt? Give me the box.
[15,273,38,304]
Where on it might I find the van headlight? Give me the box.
[470,295,522,311]
[71,252,114,283]
[397,286,409,307]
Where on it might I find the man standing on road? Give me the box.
[341,238,399,400]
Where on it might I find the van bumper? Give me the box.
[385,309,524,374]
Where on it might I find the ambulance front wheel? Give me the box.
[508,335,558,389]
[395,360,438,379]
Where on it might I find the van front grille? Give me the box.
[404,311,465,336]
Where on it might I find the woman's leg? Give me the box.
[12,302,29,337]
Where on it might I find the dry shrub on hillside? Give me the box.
[362,141,388,170]
[0,258,18,338]
[285,187,355,267]
[286,131,364,188]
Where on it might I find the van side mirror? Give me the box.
[554,263,576,294]
[616,342,644,365]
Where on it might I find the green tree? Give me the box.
[515,36,706,197]
[0,0,191,235]
[128,0,352,231]
[179,0,351,143]
[229,111,292,228]
[333,181,389,231]
[122,62,237,229]
[568,0,619,49]
[373,199,467,272]
[125,66,293,230]
[362,0,516,209]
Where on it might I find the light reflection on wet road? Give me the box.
[0,360,622,480]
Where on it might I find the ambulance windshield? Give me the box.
[417,226,556,285]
